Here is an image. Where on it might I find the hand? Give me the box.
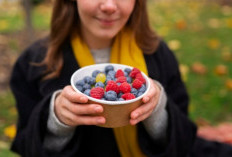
[54,85,106,127]
[130,78,161,125]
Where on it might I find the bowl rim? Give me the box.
[70,63,151,105]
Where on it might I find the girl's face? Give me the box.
[77,0,135,47]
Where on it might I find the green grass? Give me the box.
[148,1,232,123]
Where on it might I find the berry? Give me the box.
[131,88,138,97]
[107,70,116,78]
[122,93,135,100]
[96,73,106,83]
[126,76,132,83]
[90,87,104,99]
[124,68,132,74]
[115,69,124,78]
[84,76,95,85]
[117,92,123,98]
[106,81,119,93]
[135,73,146,84]
[130,68,141,78]
[95,82,105,88]
[76,80,85,86]
[105,91,117,101]
[119,82,131,93]
[105,65,114,74]
[92,70,101,78]
[116,76,127,83]
[118,98,125,101]
[83,83,91,91]
[76,85,83,92]
[132,79,143,89]
[84,89,91,96]
[137,92,144,97]
[138,84,146,93]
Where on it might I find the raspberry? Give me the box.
[116,76,127,83]
[135,73,146,84]
[129,68,141,78]
[115,69,124,78]
[90,87,104,99]
[119,82,131,93]
[132,79,143,89]
[106,81,119,93]
[122,93,135,100]
[96,73,106,83]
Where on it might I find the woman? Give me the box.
[10,0,232,157]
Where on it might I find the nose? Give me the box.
[100,0,117,14]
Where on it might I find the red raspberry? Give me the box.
[135,73,146,84]
[106,81,119,93]
[119,82,131,93]
[132,79,143,89]
[115,69,124,78]
[90,87,104,99]
[116,76,127,83]
[129,68,141,78]
[122,93,135,100]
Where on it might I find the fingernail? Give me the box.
[80,97,87,102]
[95,106,102,112]
[133,112,138,119]
[97,118,105,124]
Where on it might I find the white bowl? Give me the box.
[71,63,150,128]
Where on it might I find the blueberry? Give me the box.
[124,72,129,77]
[84,89,91,96]
[83,83,91,90]
[107,70,116,77]
[92,70,101,78]
[131,88,138,96]
[138,84,146,93]
[84,76,95,85]
[137,92,144,97]
[127,77,132,83]
[105,65,114,74]
[76,80,85,86]
[95,82,105,88]
[118,98,125,101]
[105,91,117,101]
[124,68,131,74]
[76,85,83,92]
[117,92,123,98]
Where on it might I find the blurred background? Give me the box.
[0,0,232,156]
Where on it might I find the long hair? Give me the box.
[41,0,160,80]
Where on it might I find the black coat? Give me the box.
[10,39,232,157]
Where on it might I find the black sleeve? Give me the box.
[139,41,197,157]
[10,41,82,157]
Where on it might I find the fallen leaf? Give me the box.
[191,62,207,75]
[208,39,220,50]
[168,40,181,51]
[208,18,221,29]
[175,19,187,30]
[4,124,16,139]
[179,64,189,82]
[225,79,232,91]
[214,64,228,76]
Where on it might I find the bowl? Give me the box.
[70,63,150,128]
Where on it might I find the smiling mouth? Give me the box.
[96,17,118,26]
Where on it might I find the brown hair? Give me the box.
[41,0,160,80]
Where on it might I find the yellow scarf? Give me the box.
[71,29,147,157]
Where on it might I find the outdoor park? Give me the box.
[0,0,232,156]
